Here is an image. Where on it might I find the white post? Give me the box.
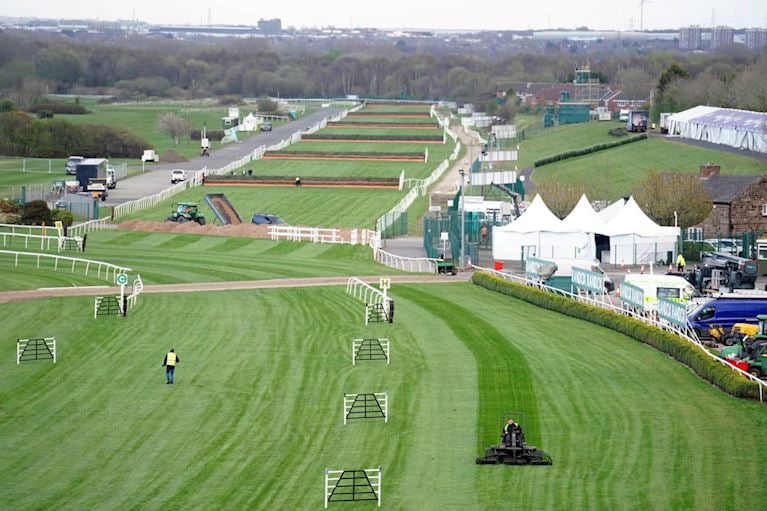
[16,340,21,365]
[343,394,348,425]
[324,470,329,509]
[377,467,382,507]
[52,338,56,363]
[384,392,388,423]
[352,340,356,366]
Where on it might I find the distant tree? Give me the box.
[535,182,586,219]
[20,200,52,226]
[156,112,191,145]
[632,170,712,228]
[256,97,279,113]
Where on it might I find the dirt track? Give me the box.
[0,273,472,305]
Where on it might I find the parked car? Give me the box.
[171,169,187,184]
[65,156,84,175]
[704,238,740,255]
[689,295,767,338]
[251,213,285,225]
[260,122,272,132]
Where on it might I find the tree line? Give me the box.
[0,31,765,111]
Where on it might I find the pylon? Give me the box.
[640,265,645,274]
[668,263,673,272]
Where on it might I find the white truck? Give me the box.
[623,273,695,312]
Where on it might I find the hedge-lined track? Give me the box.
[1,283,764,509]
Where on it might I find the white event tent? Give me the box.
[492,195,680,264]
[667,106,767,154]
[492,195,592,260]
[601,197,680,265]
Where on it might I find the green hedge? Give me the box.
[472,272,761,400]
[533,133,648,167]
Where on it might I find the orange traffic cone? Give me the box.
[640,265,645,274]
[668,263,673,273]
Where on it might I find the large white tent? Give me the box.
[667,106,767,154]
[560,194,607,259]
[602,197,679,265]
[492,195,592,260]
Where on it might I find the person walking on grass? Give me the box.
[163,349,180,384]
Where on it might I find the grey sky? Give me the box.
[3,0,766,31]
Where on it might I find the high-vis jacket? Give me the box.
[166,352,177,366]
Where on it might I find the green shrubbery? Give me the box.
[26,101,89,115]
[0,112,149,158]
[472,272,761,400]
[533,133,647,167]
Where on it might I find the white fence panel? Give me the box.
[0,250,131,283]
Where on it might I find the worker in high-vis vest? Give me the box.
[162,349,180,384]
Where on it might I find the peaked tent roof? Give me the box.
[603,196,679,237]
[597,198,626,222]
[562,194,606,232]
[497,194,575,233]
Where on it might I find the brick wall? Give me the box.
[730,178,767,234]
[696,203,731,236]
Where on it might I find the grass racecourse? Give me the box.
[1,283,765,510]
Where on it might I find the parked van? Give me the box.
[688,294,767,338]
[623,273,694,312]
[545,258,614,292]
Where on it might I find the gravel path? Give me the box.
[0,273,472,305]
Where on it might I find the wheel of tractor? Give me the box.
[451,266,457,276]
[177,216,189,223]
[166,216,175,222]
[722,334,739,346]
[197,218,206,226]
[748,367,762,378]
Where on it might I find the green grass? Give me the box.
[281,141,432,154]
[320,128,443,137]
[0,230,401,291]
[1,282,764,509]
[510,121,620,168]
[48,103,287,160]
[534,137,767,199]
[118,186,402,228]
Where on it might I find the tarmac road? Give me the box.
[103,107,343,206]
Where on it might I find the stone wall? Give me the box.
[730,178,767,234]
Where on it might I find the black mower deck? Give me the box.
[476,444,553,465]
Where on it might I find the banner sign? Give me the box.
[658,298,688,328]
[525,257,554,278]
[620,282,645,310]
[572,267,604,294]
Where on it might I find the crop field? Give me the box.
[117,185,403,228]
[534,136,767,199]
[1,282,764,510]
[0,230,398,292]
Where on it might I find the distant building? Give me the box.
[745,28,767,50]
[258,18,282,34]
[679,26,702,50]
[710,26,734,50]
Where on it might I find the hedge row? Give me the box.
[190,129,226,141]
[472,272,761,400]
[533,133,648,167]
[0,112,149,158]
[266,151,423,158]
[26,102,90,115]
[303,134,442,142]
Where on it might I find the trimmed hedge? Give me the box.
[533,133,647,167]
[303,134,442,142]
[266,151,423,158]
[27,102,90,115]
[190,129,226,142]
[472,272,761,400]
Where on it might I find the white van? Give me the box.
[623,273,694,311]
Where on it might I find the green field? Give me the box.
[534,137,767,199]
[118,186,402,228]
[359,105,432,113]
[1,282,764,509]
[0,230,398,291]
[48,103,286,160]
[335,117,439,126]
[513,121,620,168]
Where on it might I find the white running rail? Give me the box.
[112,170,205,219]
[371,246,438,273]
[346,277,389,306]
[0,250,131,283]
[69,217,112,237]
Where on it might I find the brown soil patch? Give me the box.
[118,220,365,240]
[158,150,189,163]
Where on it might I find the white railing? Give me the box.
[0,250,131,284]
[346,277,389,306]
[127,274,144,308]
[112,170,205,219]
[69,216,112,237]
[371,246,438,273]
[268,225,372,245]
[475,266,766,402]
[0,223,59,236]
[444,127,458,143]
[466,128,487,144]
[450,142,461,161]
[0,231,84,252]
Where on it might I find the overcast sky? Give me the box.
[4,0,767,31]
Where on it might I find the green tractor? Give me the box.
[166,202,206,225]
[720,314,767,378]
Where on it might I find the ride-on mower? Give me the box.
[476,413,553,466]
[166,203,206,225]
[709,322,759,347]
